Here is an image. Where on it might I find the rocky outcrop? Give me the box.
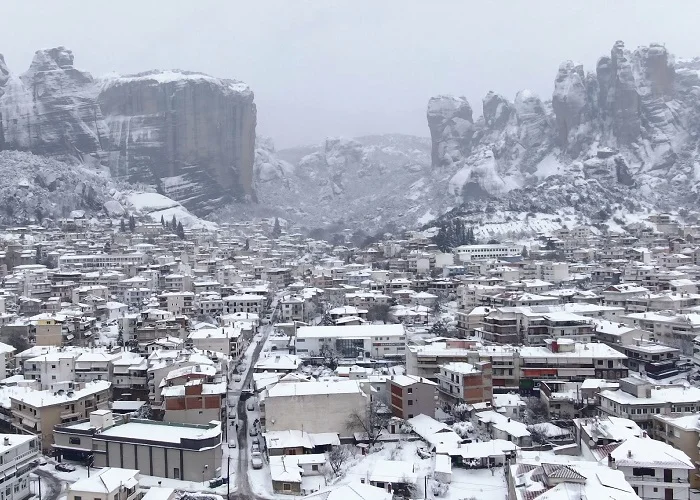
[426,40,700,209]
[427,95,474,167]
[0,47,109,159]
[0,47,256,214]
[98,70,256,212]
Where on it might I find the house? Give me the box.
[52,410,222,482]
[300,483,391,500]
[507,460,641,500]
[263,430,340,456]
[68,468,142,500]
[477,410,531,446]
[605,436,693,500]
[652,413,700,489]
[387,374,437,419]
[270,454,327,496]
[492,393,526,420]
[161,378,226,424]
[253,353,302,374]
[368,460,417,497]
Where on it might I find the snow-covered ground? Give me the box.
[122,192,217,229]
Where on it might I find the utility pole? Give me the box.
[37,475,41,500]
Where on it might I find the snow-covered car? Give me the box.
[228,439,237,448]
[251,441,260,453]
[55,463,76,472]
[249,426,258,437]
[246,401,255,411]
[251,454,263,469]
[233,375,242,382]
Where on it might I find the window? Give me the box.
[283,484,291,491]
[408,400,413,406]
[173,468,180,479]
[632,467,655,477]
[312,465,318,471]
[407,388,413,394]
[69,437,81,445]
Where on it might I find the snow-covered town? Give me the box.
[0,212,697,500]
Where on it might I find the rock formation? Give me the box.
[0,47,256,214]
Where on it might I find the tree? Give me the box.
[429,320,449,337]
[171,215,178,232]
[347,400,390,447]
[327,445,350,477]
[524,397,549,425]
[35,246,41,264]
[244,238,250,251]
[521,246,529,259]
[176,221,185,240]
[128,214,136,232]
[136,402,153,420]
[271,217,282,238]
[366,304,392,323]
[120,218,127,232]
[319,343,339,370]
[160,215,165,227]
[6,331,29,353]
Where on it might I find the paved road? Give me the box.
[230,300,276,500]
[34,469,62,500]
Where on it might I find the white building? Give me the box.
[295,324,406,359]
[453,244,520,262]
[0,434,39,500]
[68,467,141,500]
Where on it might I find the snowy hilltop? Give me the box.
[0,46,256,215]
[0,150,211,228]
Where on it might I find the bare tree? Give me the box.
[327,445,350,476]
[347,400,390,447]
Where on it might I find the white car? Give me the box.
[233,375,242,382]
[251,453,263,469]
[228,439,237,448]
[246,401,255,411]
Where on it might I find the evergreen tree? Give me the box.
[171,215,177,232]
[176,221,185,240]
[271,217,282,238]
[128,215,136,232]
[120,218,126,232]
[160,215,165,227]
[244,238,250,251]
[35,246,41,264]
[521,246,529,258]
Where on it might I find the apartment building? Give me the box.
[599,376,700,429]
[0,434,39,500]
[624,311,700,354]
[387,375,437,419]
[58,253,147,271]
[53,410,222,482]
[10,380,111,450]
[188,324,250,358]
[222,294,265,315]
[157,292,194,316]
[436,361,493,408]
[262,380,368,437]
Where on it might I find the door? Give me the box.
[665,488,673,500]
[664,469,672,482]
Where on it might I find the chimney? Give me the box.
[627,449,632,459]
[3,437,9,446]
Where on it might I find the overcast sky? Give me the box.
[2,1,700,148]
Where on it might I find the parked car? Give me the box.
[228,439,237,449]
[251,442,260,453]
[251,454,263,469]
[233,375,242,382]
[249,426,258,437]
[55,463,76,472]
[246,401,255,411]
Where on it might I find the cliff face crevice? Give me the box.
[0,48,256,214]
